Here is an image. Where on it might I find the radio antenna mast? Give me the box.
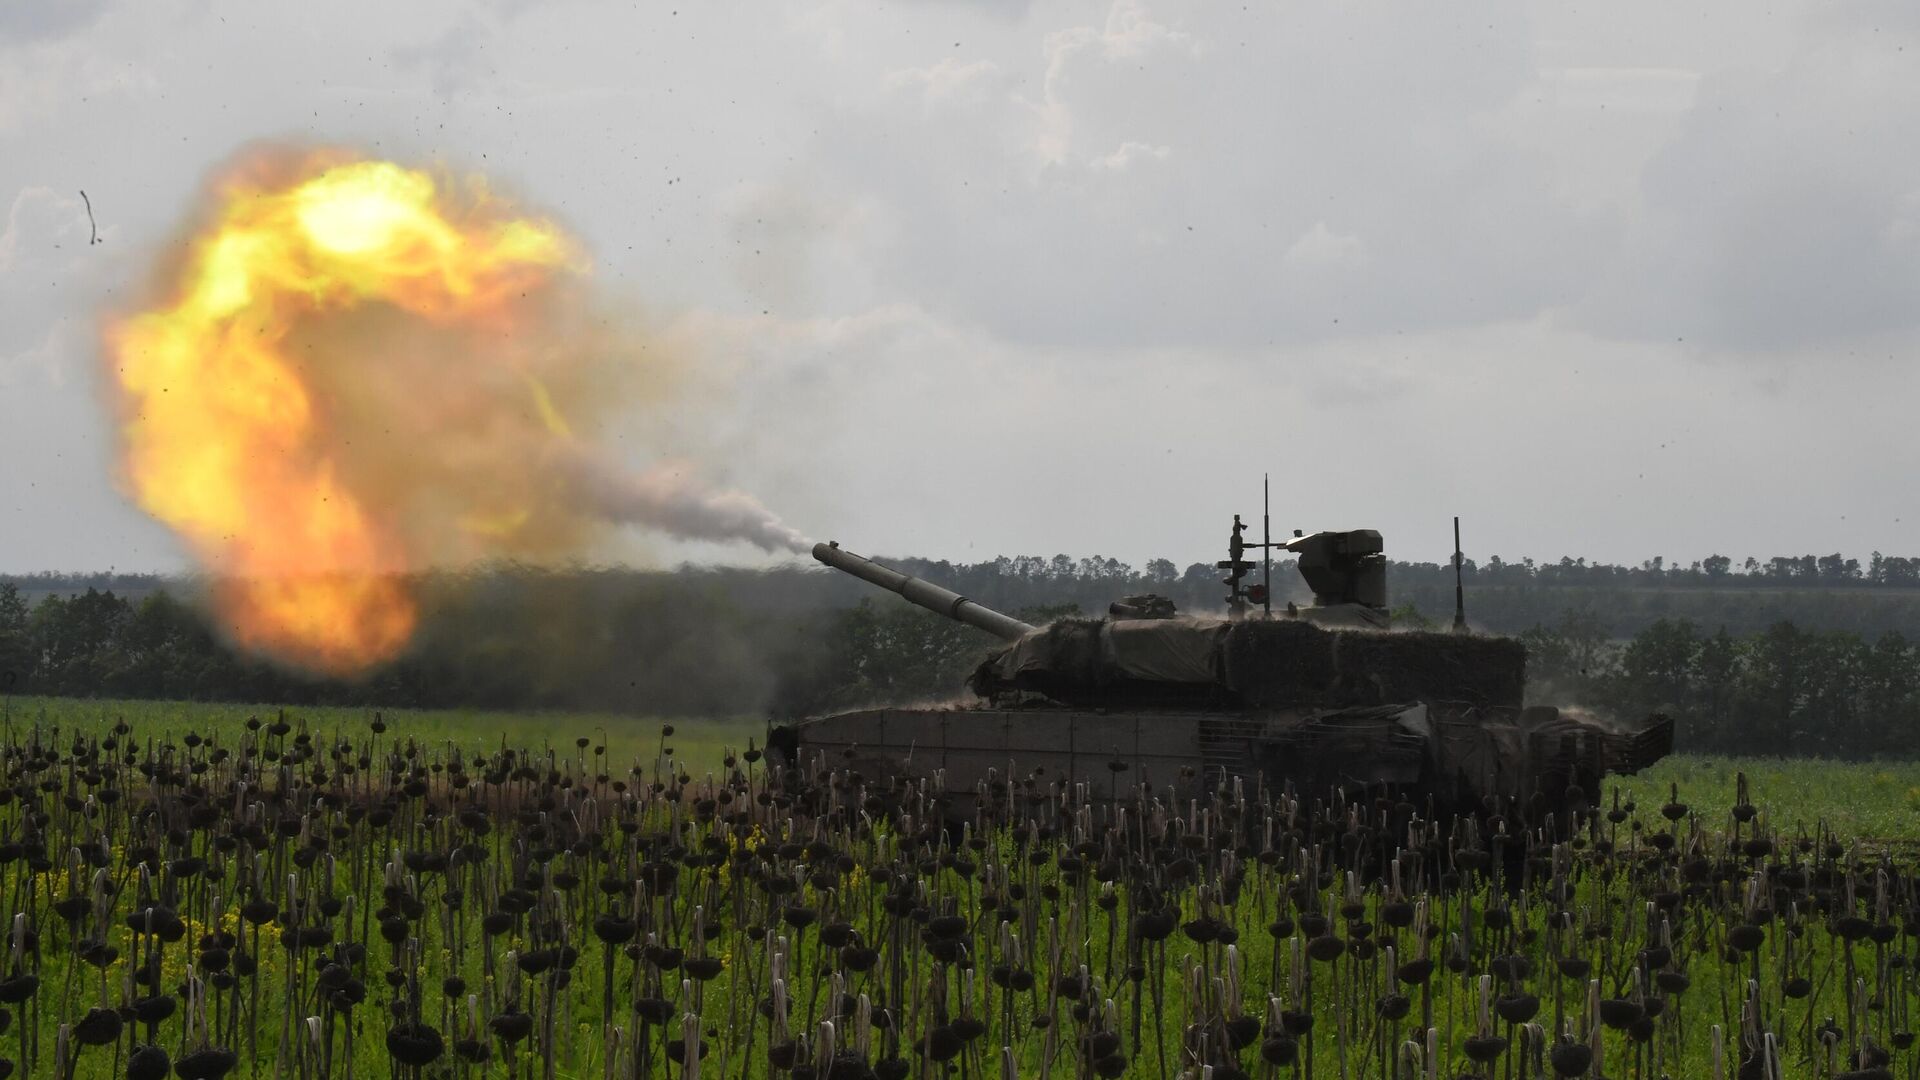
[1451,515,1468,633]
[1262,474,1272,618]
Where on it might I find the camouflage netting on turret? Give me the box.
[975,618,1104,697]
[970,614,1527,709]
[1213,620,1335,702]
[969,617,1226,704]
[1221,620,1526,709]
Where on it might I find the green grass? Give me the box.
[14,696,1920,836]
[0,695,763,781]
[1616,754,1920,839]
[0,696,1917,1077]
[16,695,1920,831]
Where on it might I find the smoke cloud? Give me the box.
[555,447,810,554]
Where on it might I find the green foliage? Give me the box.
[0,583,29,692]
[1515,606,1611,699]
[1387,601,1435,631]
[1,571,836,716]
[1517,611,1920,758]
[1016,600,1083,624]
[773,599,1001,716]
[13,551,1920,761]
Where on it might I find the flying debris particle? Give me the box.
[79,190,100,245]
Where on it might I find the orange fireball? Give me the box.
[106,150,578,674]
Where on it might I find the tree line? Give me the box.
[1400,551,1920,588]
[18,547,1920,606]
[1510,609,1920,760]
[7,553,1920,759]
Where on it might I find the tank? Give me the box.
[769,527,1673,818]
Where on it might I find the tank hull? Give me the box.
[772,703,1672,814]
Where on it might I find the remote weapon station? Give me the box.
[769,501,1672,816]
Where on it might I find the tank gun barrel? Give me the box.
[813,542,1035,641]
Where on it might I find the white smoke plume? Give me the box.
[556,447,811,554]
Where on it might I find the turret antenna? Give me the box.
[1262,474,1272,619]
[1451,515,1468,634]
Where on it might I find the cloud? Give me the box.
[657,300,1920,566]
[0,33,157,135]
[390,16,495,100]
[0,187,87,269]
[1283,222,1367,271]
[0,0,108,44]
[0,187,105,386]
[1578,9,1920,349]
[9,0,1920,576]
[1027,3,1197,167]
[903,0,1034,16]
[811,1,1612,348]
[717,180,880,313]
[0,191,172,573]
[885,57,1004,107]
[1088,140,1168,172]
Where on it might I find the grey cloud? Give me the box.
[0,186,92,268]
[387,0,611,101]
[12,0,1920,575]
[0,0,108,45]
[390,16,494,99]
[1806,0,1920,35]
[0,186,172,571]
[811,2,1616,348]
[0,187,102,382]
[1579,12,1920,349]
[907,0,1034,14]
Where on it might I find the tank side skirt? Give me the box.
[787,697,1670,809]
[798,710,1204,797]
[795,706,1640,804]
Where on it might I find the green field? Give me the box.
[0,695,1915,1078]
[3,695,763,781]
[1624,753,1920,839]
[13,696,1918,835]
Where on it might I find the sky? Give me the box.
[4,0,1919,575]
